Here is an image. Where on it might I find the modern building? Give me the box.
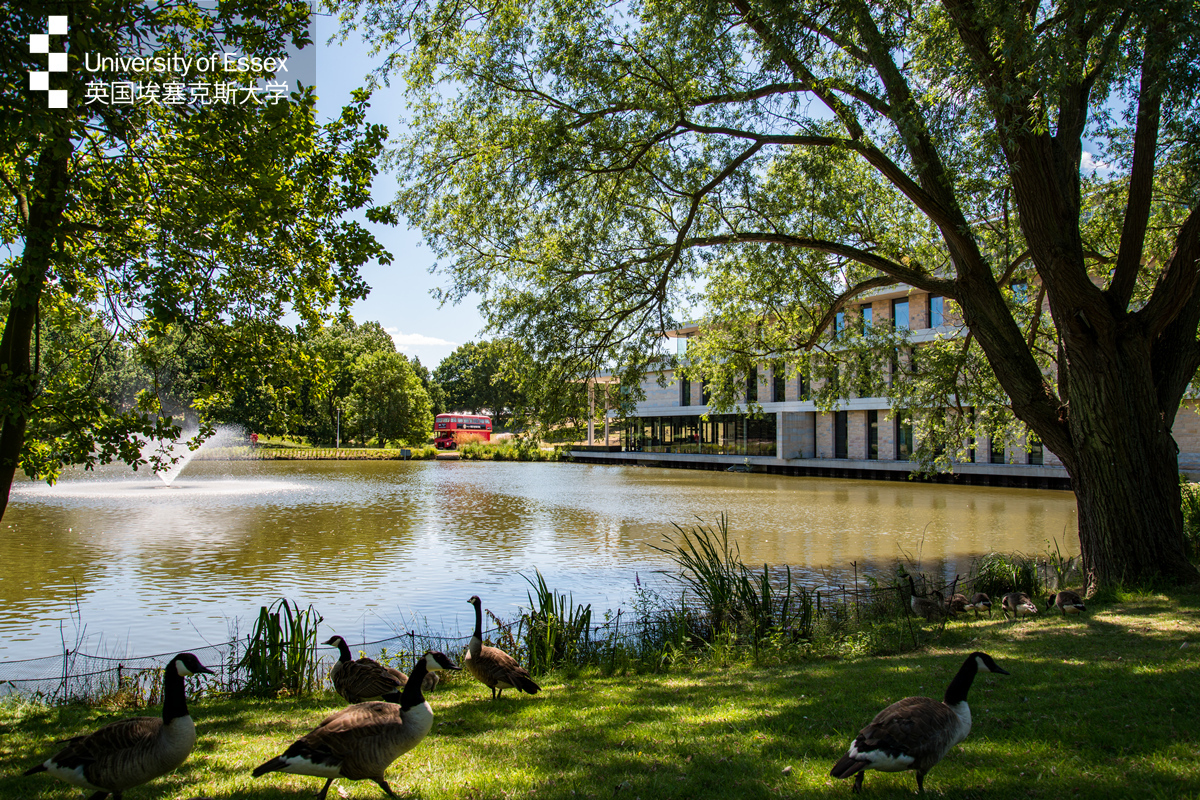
[571,283,1200,488]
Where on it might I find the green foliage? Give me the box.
[235,599,323,698]
[970,552,1042,599]
[1181,479,1200,562]
[522,569,593,675]
[457,438,561,461]
[653,514,815,646]
[1,0,391,509]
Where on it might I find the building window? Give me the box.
[834,310,845,338]
[867,410,879,460]
[701,378,710,405]
[892,298,909,331]
[746,366,758,403]
[772,363,786,403]
[896,412,913,459]
[1011,282,1029,303]
[966,406,975,462]
[680,377,691,407]
[798,373,810,400]
[1029,437,1043,466]
[990,436,1006,464]
[929,295,944,327]
[861,304,873,331]
[835,411,848,459]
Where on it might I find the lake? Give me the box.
[0,459,1078,661]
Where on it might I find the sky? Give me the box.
[307,13,486,368]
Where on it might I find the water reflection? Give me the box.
[0,460,1077,659]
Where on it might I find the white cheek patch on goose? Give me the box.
[176,660,192,677]
[847,742,914,773]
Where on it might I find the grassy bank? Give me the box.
[3,590,1197,799]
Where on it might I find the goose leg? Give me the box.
[915,771,925,792]
[86,793,110,800]
[852,772,864,793]
[316,777,336,799]
[373,778,398,797]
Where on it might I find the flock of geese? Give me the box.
[20,585,1087,798]
[905,573,1087,622]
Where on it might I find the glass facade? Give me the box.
[746,367,758,403]
[929,295,944,327]
[892,298,909,330]
[834,411,848,459]
[621,414,777,456]
[896,412,913,459]
[680,377,691,406]
[861,304,873,330]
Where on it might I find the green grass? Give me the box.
[3,589,1198,799]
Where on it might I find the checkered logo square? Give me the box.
[29,15,68,108]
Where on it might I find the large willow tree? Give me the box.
[338,0,1200,591]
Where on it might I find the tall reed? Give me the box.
[523,569,593,674]
[235,598,323,698]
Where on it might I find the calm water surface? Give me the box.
[0,460,1078,660]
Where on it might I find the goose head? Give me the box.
[422,651,462,672]
[171,652,215,677]
[969,651,1010,675]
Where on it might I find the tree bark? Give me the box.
[1059,331,1199,590]
[0,133,73,520]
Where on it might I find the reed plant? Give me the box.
[234,598,323,698]
[970,551,1041,598]
[522,569,593,674]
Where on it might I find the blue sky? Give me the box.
[309,13,485,368]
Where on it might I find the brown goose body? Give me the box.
[907,576,947,621]
[253,651,458,799]
[24,653,213,800]
[464,595,540,700]
[831,651,1008,793]
[966,592,993,617]
[1002,591,1038,618]
[1048,590,1087,616]
[326,636,438,703]
[945,593,970,616]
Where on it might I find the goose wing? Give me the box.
[46,717,164,770]
[480,645,540,692]
[333,658,406,703]
[837,697,957,775]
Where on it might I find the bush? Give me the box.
[1181,479,1200,563]
[970,551,1041,598]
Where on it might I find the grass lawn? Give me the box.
[2,589,1197,799]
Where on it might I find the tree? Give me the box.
[338,0,1200,591]
[345,348,432,445]
[1,0,391,512]
[434,340,523,425]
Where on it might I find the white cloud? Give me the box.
[385,328,458,352]
[1081,151,1112,175]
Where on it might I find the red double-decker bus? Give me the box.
[434,413,492,449]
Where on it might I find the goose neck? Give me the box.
[400,660,430,711]
[162,662,189,724]
[333,638,353,663]
[943,656,979,706]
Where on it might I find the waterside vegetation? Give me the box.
[2,586,1196,799]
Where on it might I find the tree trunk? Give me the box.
[1053,327,1200,592]
[0,135,72,521]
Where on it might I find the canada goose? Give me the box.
[325,635,438,702]
[830,651,1009,793]
[465,595,540,699]
[1002,591,1038,619]
[943,576,970,616]
[1047,590,1087,616]
[253,651,459,799]
[965,592,993,618]
[907,575,947,622]
[24,652,213,800]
